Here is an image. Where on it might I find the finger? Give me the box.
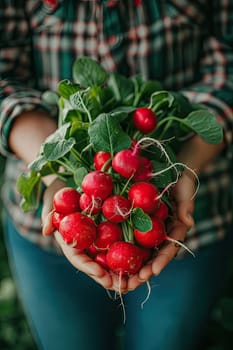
[176,200,194,227]
[137,263,153,285]
[41,179,65,222]
[54,231,105,276]
[151,221,188,276]
[54,231,113,289]
[42,209,55,236]
[90,272,114,290]
[127,272,149,291]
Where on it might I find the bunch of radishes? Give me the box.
[51,184,168,276]
[50,108,175,277]
[17,56,223,287]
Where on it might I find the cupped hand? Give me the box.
[40,167,196,293]
[127,167,196,291]
[41,179,128,293]
[54,230,128,292]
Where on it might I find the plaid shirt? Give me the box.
[0,0,233,253]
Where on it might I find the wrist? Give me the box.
[9,109,57,164]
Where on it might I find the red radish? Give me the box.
[53,187,81,214]
[82,170,113,200]
[106,241,143,275]
[155,200,169,220]
[52,211,65,230]
[139,247,153,263]
[102,195,132,223]
[134,217,194,256]
[59,212,96,249]
[94,151,111,171]
[94,253,108,269]
[134,217,166,248]
[95,221,123,250]
[133,157,153,181]
[79,193,102,215]
[133,107,157,134]
[128,182,159,214]
[86,243,98,258]
[112,149,141,179]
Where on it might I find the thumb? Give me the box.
[42,210,55,236]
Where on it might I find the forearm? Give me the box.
[8,110,57,164]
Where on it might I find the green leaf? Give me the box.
[131,208,152,232]
[43,138,76,161]
[16,171,42,211]
[150,90,175,112]
[69,89,90,113]
[139,80,162,97]
[69,120,89,133]
[184,110,223,144]
[170,92,193,117]
[44,123,71,144]
[131,75,162,105]
[70,87,103,119]
[29,155,48,172]
[57,79,80,99]
[88,113,131,154]
[70,129,89,153]
[73,167,88,188]
[63,109,83,123]
[110,106,136,117]
[107,72,134,104]
[99,86,116,110]
[72,56,107,87]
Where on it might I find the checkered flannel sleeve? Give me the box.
[0,2,56,157]
[181,0,233,148]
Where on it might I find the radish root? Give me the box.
[153,162,200,200]
[118,272,126,324]
[167,236,195,257]
[136,137,199,200]
[141,281,152,309]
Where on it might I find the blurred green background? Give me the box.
[0,154,233,350]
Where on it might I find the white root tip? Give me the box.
[140,281,152,309]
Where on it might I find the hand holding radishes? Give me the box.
[40,161,195,295]
[17,57,224,296]
[127,133,224,291]
[127,167,196,291]
[41,182,129,292]
[54,229,127,291]
[127,218,189,290]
